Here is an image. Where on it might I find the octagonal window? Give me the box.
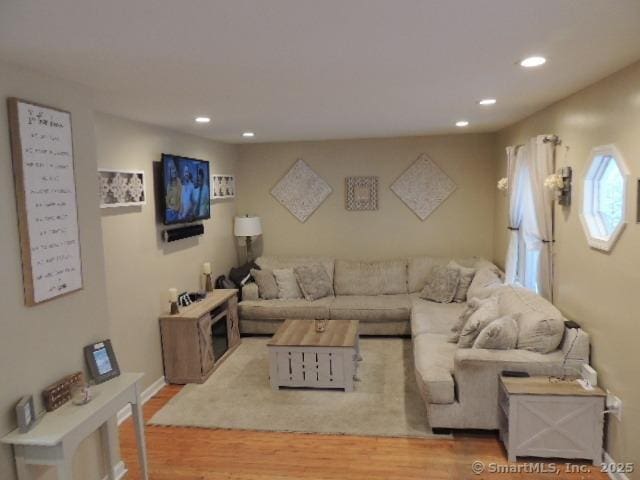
[580,145,629,252]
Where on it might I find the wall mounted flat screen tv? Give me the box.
[162,153,211,225]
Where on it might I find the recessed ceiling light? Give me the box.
[478,98,497,106]
[195,116,211,123]
[242,132,255,138]
[520,56,546,68]
[455,120,469,127]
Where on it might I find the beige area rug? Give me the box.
[150,337,441,438]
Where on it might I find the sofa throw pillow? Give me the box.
[447,261,476,303]
[516,312,565,353]
[473,314,519,350]
[294,264,334,301]
[250,268,279,300]
[458,296,500,348]
[419,266,460,303]
[466,267,503,300]
[448,297,483,343]
[272,268,303,299]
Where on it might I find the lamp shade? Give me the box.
[234,216,262,237]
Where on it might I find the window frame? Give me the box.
[580,144,629,252]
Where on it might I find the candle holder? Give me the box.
[204,273,213,292]
[170,301,179,315]
[314,319,327,333]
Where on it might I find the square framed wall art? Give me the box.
[345,176,378,211]
[98,169,146,208]
[211,174,236,199]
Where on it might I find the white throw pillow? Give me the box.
[466,267,503,300]
[447,260,476,303]
[473,314,519,350]
[272,268,303,299]
[458,296,500,348]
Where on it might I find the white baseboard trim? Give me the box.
[602,451,631,480]
[102,461,127,480]
[117,376,166,425]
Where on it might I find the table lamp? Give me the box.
[234,215,262,262]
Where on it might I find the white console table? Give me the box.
[1,373,149,480]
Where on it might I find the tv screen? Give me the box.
[162,153,211,225]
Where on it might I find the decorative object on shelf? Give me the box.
[345,176,378,211]
[234,215,262,262]
[98,169,146,208]
[178,292,193,308]
[271,159,332,222]
[203,262,214,292]
[169,288,179,314]
[42,371,83,412]
[391,154,457,221]
[497,177,508,192]
[83,339,121,384]
[15,395,37,433]
[544,167,572,206]
[70,382,93,406]
[314,319,328,333]
[211,174,236,199]
[7,97,83,305]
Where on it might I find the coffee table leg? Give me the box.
[268,349,280,390]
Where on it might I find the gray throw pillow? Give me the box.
[458,295,500,348]
[419,266,460,303]
[294,264,334,301]
[466,267,503,300]
[272,268,302,299]
[473,314,519,350]
[250,268,278,300]
[448,297,483,343]
[447,261,476,303]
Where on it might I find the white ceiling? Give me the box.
[2,0,640,143]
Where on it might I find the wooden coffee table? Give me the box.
[267,320,360,391]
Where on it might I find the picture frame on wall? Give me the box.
[98,169,146,208]
[211,174,236,199]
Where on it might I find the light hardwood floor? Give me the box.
[118,385,607,480]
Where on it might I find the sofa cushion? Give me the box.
[447,261,476,303]
[256,256,335,283]
[329,294,411,322]
[250,269,279,300]
[466,267,504,300]
[407,256,449,293]
[413,333,456,404]
[497,286,565,353]
[294,264,334,301]
[334,259,408,295]
[238,297,333,320]
[410,294,467,336]
[419,265,460,303]
[458,296,500,348]
[473,314,519,350]
[272,268,302,299]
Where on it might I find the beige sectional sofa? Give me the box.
[239,255,590,430]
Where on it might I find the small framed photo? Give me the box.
[16,395,37,433]
[211,174,236,199]
[178,292,192,307]
[84,339,121,384]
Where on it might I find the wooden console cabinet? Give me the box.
[159,289,240,384]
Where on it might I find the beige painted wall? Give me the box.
[237,134,497,260]
[494,61,640,474]
[95,113,238,391]
[0,63,111,479]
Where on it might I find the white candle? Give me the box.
[169,288,178,302]
[203,262,211,275]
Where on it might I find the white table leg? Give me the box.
[268,349,280,390]
[100,420,119,480]
[131,400,149,480]
[13,446,31,480]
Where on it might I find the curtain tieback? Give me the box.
[542,239,555,244]
[507,227,519,231]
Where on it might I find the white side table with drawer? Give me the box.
[498,376,605,464]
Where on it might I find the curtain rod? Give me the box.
[543,135,562,146]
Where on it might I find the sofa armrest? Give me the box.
[241,282,259,301]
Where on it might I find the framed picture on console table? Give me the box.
[7,98,83,306]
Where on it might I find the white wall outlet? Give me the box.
[581,364,598,387]
[606,390,623,421]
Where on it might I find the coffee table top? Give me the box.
[268,320,359,348]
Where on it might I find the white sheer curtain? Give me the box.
[523,135,556,301]
[504,146,526,284]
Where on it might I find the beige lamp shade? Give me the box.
[234,216,262,237]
